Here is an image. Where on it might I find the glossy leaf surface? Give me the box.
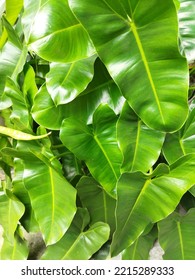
[122,227,157,260]
[178,0,195,62]
[76,176,116,235]
[46,55,96,105]
[60,105,123,197]
[0,190,25,243]
[163,106,195,164]
[41,209,110,260]
[111,154,195,256]
[158,209,195,259]
[22,0,95,62]
[70,0,189,132]
[0,234,29,260]
[32,59,124,130]
[117,102,165,172]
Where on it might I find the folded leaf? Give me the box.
[111,154,195,256]
[70,0,189,132]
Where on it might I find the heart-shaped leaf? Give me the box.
[70,0,189,132]
[111,154,195,256]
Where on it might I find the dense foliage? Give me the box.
[0,0,195,259]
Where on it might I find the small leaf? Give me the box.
[0,125,51,140]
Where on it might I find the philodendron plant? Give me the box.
[0,0,194,260]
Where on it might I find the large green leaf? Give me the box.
[70,0,188,132]
[163,106,195,164]
[122,226,157,260]
[41,208,110,260]
[22,0,95,62]
[111,154,195,256]
[76,176,116,235]
[117,102,165,172]
[46,55,96,105]
[32,59,124,130]
[158,209,195,259]
[0,233,29,260]
[178,0,195,62]
[60,105,123,197]
[5,143,77,245]
[0,190,25,243]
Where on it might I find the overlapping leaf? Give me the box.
[0,190,25,244]
[41,208,110,260]
[46,55,96,105]
[32,59,124,130]
[76,176,116,235]
[117,102,165,172]
[60,105,123,197]
[158,209,195,259]
[163,106,195,164]
[70,0,189,132]
[111,154,195,256]
[22,0,95,62]
[178,0,195,62]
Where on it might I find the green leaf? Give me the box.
[122,226,157,260]
[178,0,195,62]
[17,152,77,245]
[22,0,95,62]
[163,106,195,164]
[0,0,23,48]
[4,77,33,130]
[46,55,96,105]
[158,209,195,259]
[0,190,25,243]
[76,176,116,235]
[22,64,38,106]
[0,125,51,140]
[32,59,124,130]
[111,154,195,256]
[60,105,123,197]
[117,102,165,172]
[0,233,29,260]
[70,0,188,132]
[41,208,110,260]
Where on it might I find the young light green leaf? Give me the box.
[0,190,25,244]
[0,125,51,140]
